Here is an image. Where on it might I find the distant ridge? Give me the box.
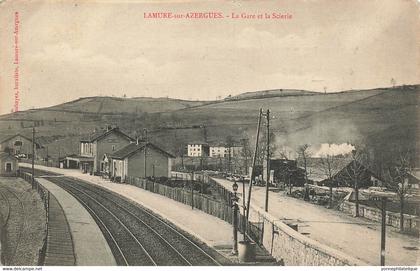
[0,84,418,168]
[227,84,419,101]
[228,88,316,100]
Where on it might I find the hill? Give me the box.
[44,96,208,114]
[227,88,316,100]
[0,85,418,168]
[149,85,419,167]
[0,96,208,121]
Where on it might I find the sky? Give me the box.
[0,0,419,115]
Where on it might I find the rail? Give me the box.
[125,176,263,245]
[19,171,50,266]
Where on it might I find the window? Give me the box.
[14,140,22,146]
[112,145,116,151]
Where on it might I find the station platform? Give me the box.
[22,164,233,251]
[21,164,281,265]
[38,178,116,266]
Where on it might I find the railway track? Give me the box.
[0,185,25,264]
[0,188,11,226]
[26,169,223,266]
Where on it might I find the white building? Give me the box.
[187,143,209,157]
[210,146,228,157]
[209,145,243,158]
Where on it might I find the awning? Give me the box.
[65,155,94,163]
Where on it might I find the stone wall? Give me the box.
[339,201,420,233]
[247,205,366,266]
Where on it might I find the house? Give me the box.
[301,157,381,188]
[187,143,209,157]
[407,169,420,197]
[209,146,227,157]
[65,126,133,173]
[110,142,174,180]
[0,134,42,159]
[209,145,243,158]
[0,152,19,176]
[263,159,306,186]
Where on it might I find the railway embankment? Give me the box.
[0,177,46,266]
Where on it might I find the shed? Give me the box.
[0,152,19,176]
[110,142,175,180]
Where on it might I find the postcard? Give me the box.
[0,0,419,268]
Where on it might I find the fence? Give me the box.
[19,158,57,168]
[207,177,233,203]
[171,171,211,183]
[125,176,264,245]
[19,171,50,265]
[129,174,365,265]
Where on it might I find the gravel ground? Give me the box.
[0,177,46,266]
[0,190,8,265]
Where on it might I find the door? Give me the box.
[5,163,12,172]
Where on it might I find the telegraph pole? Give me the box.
[380,197,387,266]
[241,176,247,241]
[191,171,194,210]
[143,128,147,178]
[58,147,61,168]
[240,138,248,176]
[265,109,270,212]
[32,127,35,185]
[246,109,263,221]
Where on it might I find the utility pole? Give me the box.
[143,128,147,178]
[246,109,263,221]
[191,171,194,210]
[58,147,61,168]
[381,197,387,266]
[32,127,35,186]
[228,144,232,174]
[241,176,247,241]
[240,138,248,176]
[265,109,270,212]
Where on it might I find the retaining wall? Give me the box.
[205,176,366,266]
[245,204,366,266]
[339,201,420,233]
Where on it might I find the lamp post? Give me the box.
[232,180,239,255]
